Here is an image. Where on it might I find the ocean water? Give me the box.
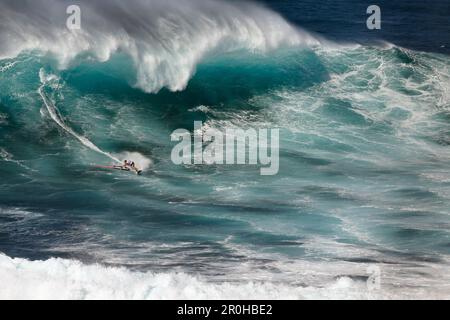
[1,0,450,299]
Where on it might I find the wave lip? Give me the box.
[0,0,322,93]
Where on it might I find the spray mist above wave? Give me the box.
[0,0,322,93]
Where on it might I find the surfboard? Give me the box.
[95,165,142,175]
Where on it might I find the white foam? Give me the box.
[0,207,44,220]
[3,252,450,300]
[0,253,385,300]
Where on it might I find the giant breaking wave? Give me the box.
[0,0,322,93]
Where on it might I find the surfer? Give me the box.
[124,160,142,175]
[113,161,129,171]
[111,160,131,170]
[97,160,142,175]
[127,160,136,168]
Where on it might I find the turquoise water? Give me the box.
[1,0,450,299]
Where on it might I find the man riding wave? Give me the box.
[98,159,143,175]
[123,160,133,167]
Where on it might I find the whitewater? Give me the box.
[1,0,450,300]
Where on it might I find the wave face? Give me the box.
[1,0,450,300]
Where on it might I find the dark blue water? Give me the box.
[263,0,450,54]
[0,0,449,299]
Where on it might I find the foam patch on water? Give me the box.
[0,207,44,220]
